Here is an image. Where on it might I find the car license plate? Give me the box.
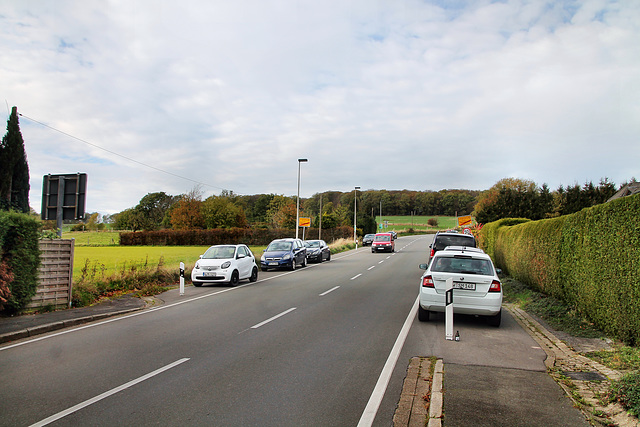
[203,272,217,277]
[453,282,475,290]
[269,262,278,266]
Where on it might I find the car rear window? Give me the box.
[431,255,493,275]
[433,235,476,250]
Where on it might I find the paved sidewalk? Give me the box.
[0,294,147,344]
[393,305,639,426]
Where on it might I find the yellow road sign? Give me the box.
[299,217,311,227]
[457,215,472,227]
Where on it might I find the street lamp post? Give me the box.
[354,186,360,247]
[296,158,308,240]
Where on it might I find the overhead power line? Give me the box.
[19,112,230,192]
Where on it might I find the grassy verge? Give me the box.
[502,275,640,417]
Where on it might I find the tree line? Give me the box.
[110,188,481,233]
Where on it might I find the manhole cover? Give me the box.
[562,371,607,381]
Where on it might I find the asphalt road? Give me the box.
[0,235,586,426]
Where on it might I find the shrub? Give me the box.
[0,211,41,313]
[610,371,640,417]
[427,218,438,227]
[479,194,640,344]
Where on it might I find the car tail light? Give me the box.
[430,248,435,257]
[422,275,435,288]
[489,280,501,292]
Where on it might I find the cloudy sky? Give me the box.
[1,0,639,214]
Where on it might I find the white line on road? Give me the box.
[357,296,419,427]
[319,286,340,296]
[251,308,297,329]
[30,358,190,427]
[378,260,384,264]
[350,274,362,280]
[367,266,375,270]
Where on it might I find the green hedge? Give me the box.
[0,211,41,313]
[120,226,354,246]
[479,194,640,344]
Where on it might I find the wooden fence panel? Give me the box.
[27,239,75,310]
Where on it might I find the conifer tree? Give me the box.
[0,107,30,213]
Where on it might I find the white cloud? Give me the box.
[1,0,638,214]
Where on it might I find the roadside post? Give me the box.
[445,278,454,340]
[179,262,185,296]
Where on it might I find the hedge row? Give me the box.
[120,226,355,246]
[0,211,41,313]
[480,194,640,344]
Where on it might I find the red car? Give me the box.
[371,233,395,253]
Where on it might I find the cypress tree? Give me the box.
[0,107,30,213]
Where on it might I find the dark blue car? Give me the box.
[260,238,307,271]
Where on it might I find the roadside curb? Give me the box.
[393,357,444,426]
[506,304,637,427]
[0,307,144,345]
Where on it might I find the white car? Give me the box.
[418,248,502,326]
[192,244,258,287]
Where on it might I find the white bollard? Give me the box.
[179,262,185,296]
[445,277,454,340]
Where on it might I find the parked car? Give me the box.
[362,234,375,246]
[390,230,398,240]
[429,231,476,261]
[191,244,258,287]
[261,238,307,271]
[304,239,331,263]
[418,248,502,326]
[371,232,395,253]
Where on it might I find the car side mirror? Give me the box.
[199,255,203,259]
[496,268,502,275]
[237,254,246,259]
[419,263,428,270]
[428,244,432,248]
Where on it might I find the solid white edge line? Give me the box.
[319,286,340,296]
[357,296,419,427]
[250,307,297,329]
[29,358,190,427]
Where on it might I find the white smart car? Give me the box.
[418,248,503,326]
[191,244,258,287]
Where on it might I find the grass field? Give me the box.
[376,215,461,232]
[62,231,121,246]
[74,245,267,281]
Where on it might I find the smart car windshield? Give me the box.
[203,245,236,259]
[431,256,493,275]
[267,241,293,251]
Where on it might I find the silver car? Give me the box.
[418,248,502,326]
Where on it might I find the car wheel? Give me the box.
[487,309,501,327]
[327,252,331,261]
[249,267,258,282]
[193,281,202,288]
[230,270,240,287]
[302,256,307,267]
[290,259,296,271]
[418,305,430,322]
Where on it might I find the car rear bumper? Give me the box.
[419,291,502,316]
